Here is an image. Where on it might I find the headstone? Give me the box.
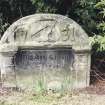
[0,14,91,91]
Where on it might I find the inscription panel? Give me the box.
[14,49,74,71]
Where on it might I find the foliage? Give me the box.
[0,0,36,36]
[30,0,57,13]
[89,0,105,51]
[69,0,98,36]
[0,14,9,37]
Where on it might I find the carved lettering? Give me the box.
[15,49,74,70]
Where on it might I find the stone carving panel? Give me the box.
[14,48,74,73]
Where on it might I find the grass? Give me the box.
[1,85,105,105]
[0,90,64,105]
[0,88,105,105]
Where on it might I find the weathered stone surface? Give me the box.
[15,49,74,71]
[0,14,91,91]
[0,14,90,51]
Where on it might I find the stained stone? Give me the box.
[0,14,91,91]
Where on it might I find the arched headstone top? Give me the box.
[0,14,91,52]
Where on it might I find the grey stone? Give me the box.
[0,14,91,91]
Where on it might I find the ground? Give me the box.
[0,81,105,105]
[0,91,105,105]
